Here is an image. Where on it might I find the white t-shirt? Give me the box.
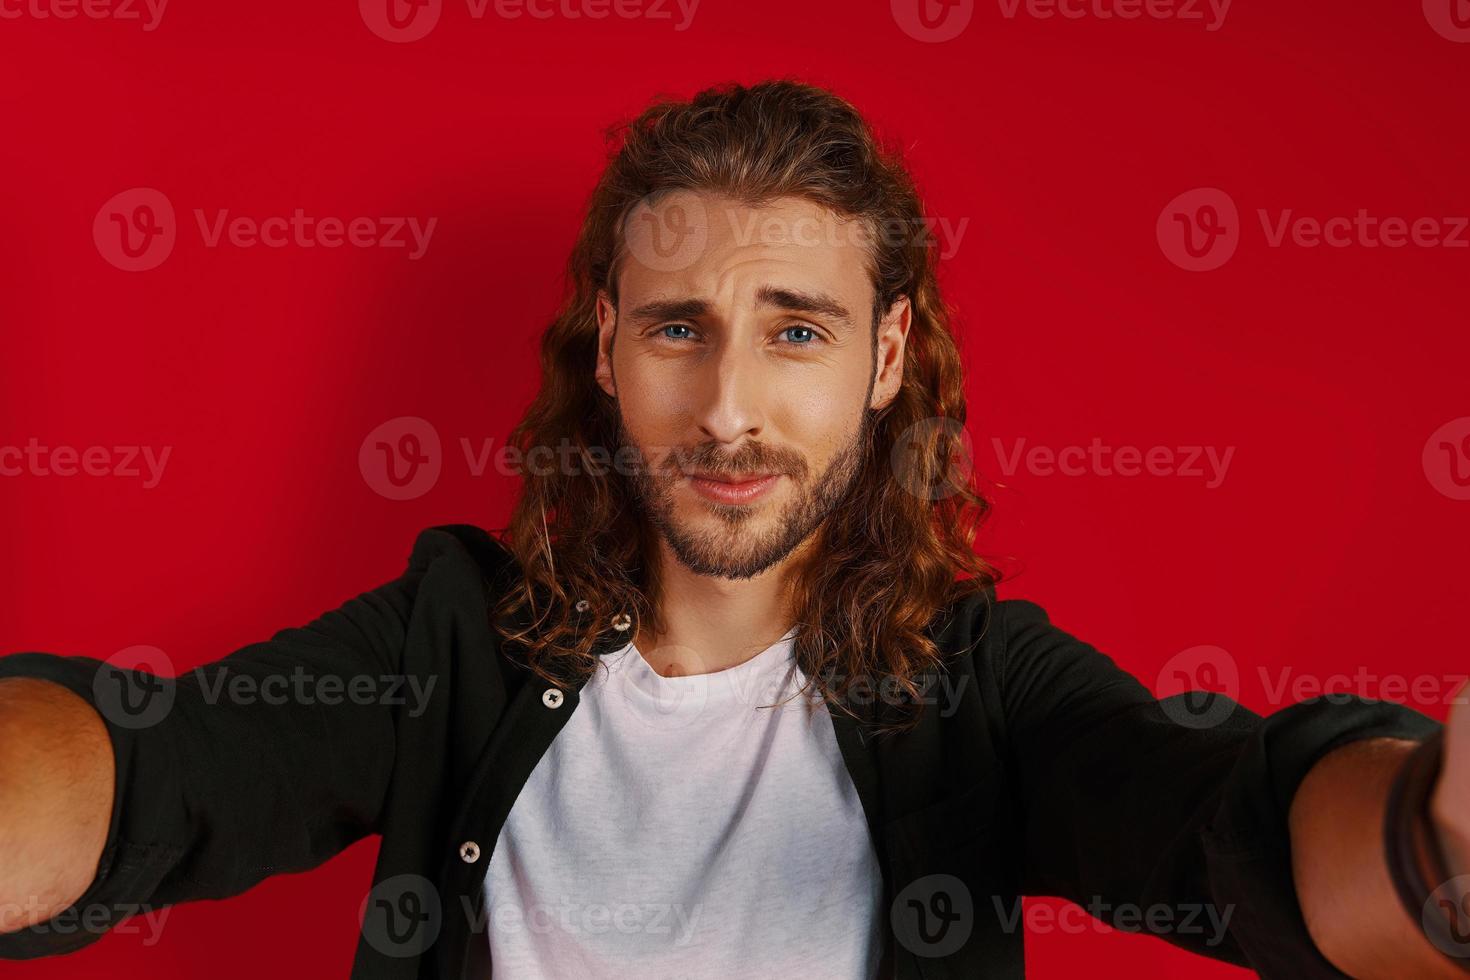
[482,627,885,979]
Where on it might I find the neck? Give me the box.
[633,534,812,678]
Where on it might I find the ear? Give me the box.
[869,295,911,412]
[594,289,618,399]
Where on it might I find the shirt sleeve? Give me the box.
[0,536,434,960]
[995,597,1442,978]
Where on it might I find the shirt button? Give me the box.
[542,688,564,709]
[458,841,481,864]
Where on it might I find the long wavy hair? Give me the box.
[491,78,998,733]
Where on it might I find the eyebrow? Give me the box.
[624,285,855,328]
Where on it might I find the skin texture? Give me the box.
[595,191,909,678]
[1288,683,1470,977]
[0,678,113,934]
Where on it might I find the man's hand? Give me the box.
[1289,683,1470,979]
[0,679,114,934]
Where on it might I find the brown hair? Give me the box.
[491,78,998,733]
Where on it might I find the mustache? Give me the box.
[663,440,809,480]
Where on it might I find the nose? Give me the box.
[692,342,765,445]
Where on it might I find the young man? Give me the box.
[1,80,1467,979]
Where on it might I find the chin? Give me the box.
[662,514,792,578]
[679,498,770,533]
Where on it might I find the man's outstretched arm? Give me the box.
[1290,688,1470,979]
[988,596,1446,977]
[0,679,114,934]
[0,529,439,960]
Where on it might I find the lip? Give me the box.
[685,471,782,505]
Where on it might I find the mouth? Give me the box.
[683,469,783,505]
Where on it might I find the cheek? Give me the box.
[769,371,867,462]
[610,354,688,442]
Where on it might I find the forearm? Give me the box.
[0,678,114,934]
[1288,735,1461,978]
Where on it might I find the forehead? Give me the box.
[616,191,876,310]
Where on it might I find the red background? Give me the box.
[2,0,1467,976]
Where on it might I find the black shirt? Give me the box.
[0,524,1441,977]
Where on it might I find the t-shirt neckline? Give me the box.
[616,625,800,702]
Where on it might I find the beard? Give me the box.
[617,411,874,580]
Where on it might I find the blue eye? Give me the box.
[660,324,695,340]
[782,325,818,344]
